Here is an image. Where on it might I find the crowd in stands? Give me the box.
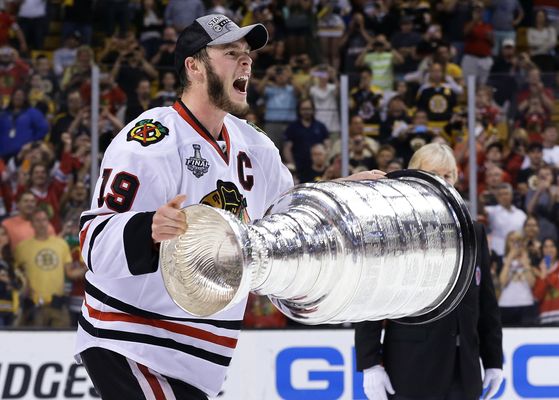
[1,0,559,330]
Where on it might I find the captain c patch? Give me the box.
[127,119,169,146]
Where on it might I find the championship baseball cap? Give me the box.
[174,14,268,75]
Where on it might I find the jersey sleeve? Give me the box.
[79,137,179,280]
[261,145,294,210]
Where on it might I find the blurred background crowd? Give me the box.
[1,0,559,330]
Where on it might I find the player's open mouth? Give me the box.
[233,76,249,94]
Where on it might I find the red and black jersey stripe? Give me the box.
[78,316,232,367]
[85,280,242,330]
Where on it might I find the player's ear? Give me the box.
[185,57,203,82]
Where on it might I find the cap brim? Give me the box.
[208,23,268,51]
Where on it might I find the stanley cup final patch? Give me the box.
[186,144,210,178]
[127,119,169,146]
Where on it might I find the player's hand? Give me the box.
[363,365,395,400]
[344,169,387,181]
[482,368,503,399]
[152,195,188,243]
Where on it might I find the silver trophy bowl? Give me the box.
[159,170,476,325]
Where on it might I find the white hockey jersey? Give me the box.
[75,100,293,396]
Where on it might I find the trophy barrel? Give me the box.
[159,170,476,324]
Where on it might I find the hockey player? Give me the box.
[76,14,384,399]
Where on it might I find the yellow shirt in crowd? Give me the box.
[14,236,72,305]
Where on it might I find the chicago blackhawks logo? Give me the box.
[127,119,169,146]
[200,180,250,222]
[186,144,210,178]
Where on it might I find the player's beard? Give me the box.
[204,59,249,117]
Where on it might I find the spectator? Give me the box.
[485,182,527,256]
[350,133,378,172]
[379,95,410,144]
[461,2,494,85]
[517,142,546,196]
[488,38,519,108]
[32,55,60,104]
[49,90,88,149]
[498,231,538,326]
[97,34,129,66]
[309,64,340,138]
[18,134,73,232]
[0,88,49,162]
[479,165,508,206]
[488,0,524,56]
[257,65,299,150]
[59,218,86,327]
[0,225,19,327]
[150,26,177,72]
[150,71,178,108]
[289,54,313,94]
[16,0,48,50]
[527,9,557,72]
[14,209,72,328]
[516,67,555,119]
[164,0,205,32]
[541,124,559,167]
[305,143,329,182]
[0,3,27,55]
[61,0,94,45]
[124,78,152,123]
[60,45,93,92]
[283,98,330,183]
[415,61,457,132]
[1,191,55,251]
[104,0,131,38]
[533,237,559,325]
[503,128,529,185]
[516,96,549,141]
[356,34,404,92]
[390,15,422,77]
[135,0,164,59]
[340,11,372,74]
[376,143,397,172]
[524,215,543,266]
[331,115,380,159]
[389,109,435,165]
[27,73,55,119]
[60,180,89,228]
[433,42,464,92]
[282,0,314,57]
[316,0,348,70]
[111,43,158,99]
[438,0,472,62]
[321,152,342,180]
[349,67,383,137]
[52,31,80,77]
[254,16,286,71]
[0,46,30,105]
[0,158,11,219]
[525,164,559,242]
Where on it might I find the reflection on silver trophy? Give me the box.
[159,170,476,325]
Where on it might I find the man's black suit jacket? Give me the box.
[355,222,503,398]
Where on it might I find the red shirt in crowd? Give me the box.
[464,22,493,57]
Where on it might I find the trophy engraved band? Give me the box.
[159,170,476,325]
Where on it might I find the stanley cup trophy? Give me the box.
[159,170,476,325]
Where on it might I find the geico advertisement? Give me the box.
[0,329,558,399]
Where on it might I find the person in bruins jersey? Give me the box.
[76,14,383,400]
[416,61,457,133]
